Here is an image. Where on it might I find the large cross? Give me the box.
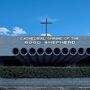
[41,18,52,37]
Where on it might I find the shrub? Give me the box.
[0,66,90,78]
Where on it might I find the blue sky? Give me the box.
[0,0,90,36]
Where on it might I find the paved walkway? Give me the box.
[0,78,90,87]
[0,86,90,90]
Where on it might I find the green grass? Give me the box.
[0,66,90,78]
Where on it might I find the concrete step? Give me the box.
[0,87,90,90]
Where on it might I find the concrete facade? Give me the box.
[0,36,90,65]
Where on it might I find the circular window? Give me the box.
[62,48,68,55]
[45,48,52,55]
[21,48,27,55]
[12,48,19,55]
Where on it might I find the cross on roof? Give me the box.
[41,18,52,37]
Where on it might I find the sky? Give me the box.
[0,0,90,36]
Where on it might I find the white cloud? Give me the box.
[41,33,52,36]
[0,27,10,35]
[0,27,27,36]
[11,27,27,36]
[39,16,58,23]
[88,33,90,35]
